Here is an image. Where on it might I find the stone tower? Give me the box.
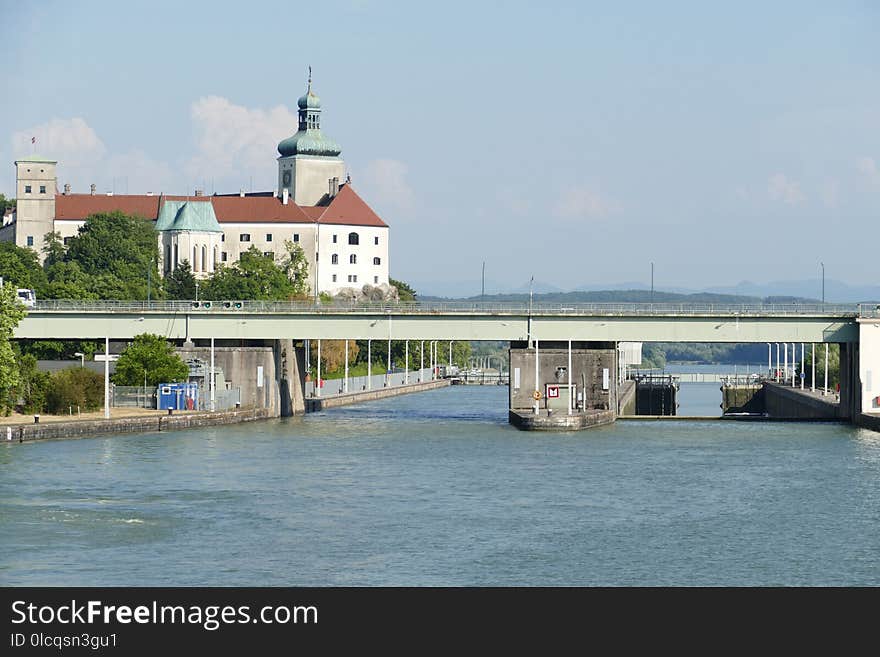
[14,157,57,260]
[276,73,345,206]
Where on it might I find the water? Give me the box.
[2,386,879,586]
[665,363,767,416]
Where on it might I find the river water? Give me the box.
[2,385,879,586]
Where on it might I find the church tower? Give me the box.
[277,71,345,206]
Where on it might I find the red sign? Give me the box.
[547,385,559,399]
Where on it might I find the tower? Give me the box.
[277,71,345,205]
[14,157,57,259]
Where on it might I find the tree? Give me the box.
[201,247,295,301]
[64,211,159,299]
[0,194,14,214]
[0,241,48,292]
[310,340,359,374]
[14,352,52,413]
[281,240,310,299]
[390,278,417,301]
[42,231,66,269]
[0,283,27,414]
[45,368,104,414]
[113,334,189,386]
[164,259,197,300]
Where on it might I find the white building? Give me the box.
[0,78,390,296]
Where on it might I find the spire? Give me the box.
[307,65,312,94]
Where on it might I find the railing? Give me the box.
[26,299,876,317]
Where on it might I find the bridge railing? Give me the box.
[26,299,874,316]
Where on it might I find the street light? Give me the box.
[74,352,84,368]
[820,262,825,305]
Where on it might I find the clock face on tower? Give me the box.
[282,170,291,187]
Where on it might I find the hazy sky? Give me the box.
[3,1,878,294]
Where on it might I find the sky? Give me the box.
[3,1,879,296]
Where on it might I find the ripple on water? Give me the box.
[1,386,879,585]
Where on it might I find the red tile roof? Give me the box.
[317,185,388,227]
[53,185,389,227]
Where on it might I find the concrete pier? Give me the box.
[306,379,450,412]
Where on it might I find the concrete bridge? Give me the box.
[12,301,880,422]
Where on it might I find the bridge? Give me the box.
[14,300,873,342]
[12,301,880,421]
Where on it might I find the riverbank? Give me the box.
[305,379,450,411]
[3,407,274,443]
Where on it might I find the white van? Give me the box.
[16,288,36,308]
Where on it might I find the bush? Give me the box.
[45,368,104,414]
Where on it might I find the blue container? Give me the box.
[158,382,199,411]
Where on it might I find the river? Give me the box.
[2,385,879,585]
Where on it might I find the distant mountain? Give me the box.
[410,277,878,303]
[419,289,822,305]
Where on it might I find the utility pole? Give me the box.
[821,262,825,305]
[650,262,654,306]
[481,261,485,303]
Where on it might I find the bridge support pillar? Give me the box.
[275,338,306,417]
[858,319,880,416]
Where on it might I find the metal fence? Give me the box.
[28,299,878,317]
[111,384,241,411]
[111,385,156,409]
[305,368,435,397]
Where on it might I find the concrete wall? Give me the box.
[763,382,840,419]
[306,379,449,411]
[722,385,764,414]
[177,344,280,416]
[618,380,636,415]
[860,319,880,414]
[509,341,617,413]
[3,407,274,443]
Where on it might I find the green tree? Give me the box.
[17,339,100,360]
[113,334,189,386]
[42,231,66,269]
[13,352,51,413]
[390,278,417,301]
[0,241,48,292]
[165,259,197,300]
[201,247,295,301]
[43,260,99,299]
[64,211,159,299]
[281,240,310,298]
[45,368,104,414]
[0,283,27,414]
[0,194,14,214]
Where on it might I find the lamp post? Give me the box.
[821,262,825,305]
[650,262,654,306]
[195,280,199,302]
[74,352,84,368]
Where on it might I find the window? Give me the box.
[373,257,381,265]
[349,254,357,264]
[202,245,207,271]
[332,274,337,282]
[240,233,251,242]
[221,252,228,262]
[221,234,225,242]
[164,245,171,272]
[26,236,33,246]
[374,236,379,245]
[348,232,359,245]
[193,246,198,271]
[332,234,337,243]
[24,185,31,194]
[331,254,338,265]
[374,276,379,284]
[173,244,178,268]
[264,251,274,259]
[293,233,299,242]
[347,274,358,283]
[39,185,46,194]
[266,233,273,242]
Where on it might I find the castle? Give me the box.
[0,78,390,296]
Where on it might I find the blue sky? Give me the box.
[3,1,879,295]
